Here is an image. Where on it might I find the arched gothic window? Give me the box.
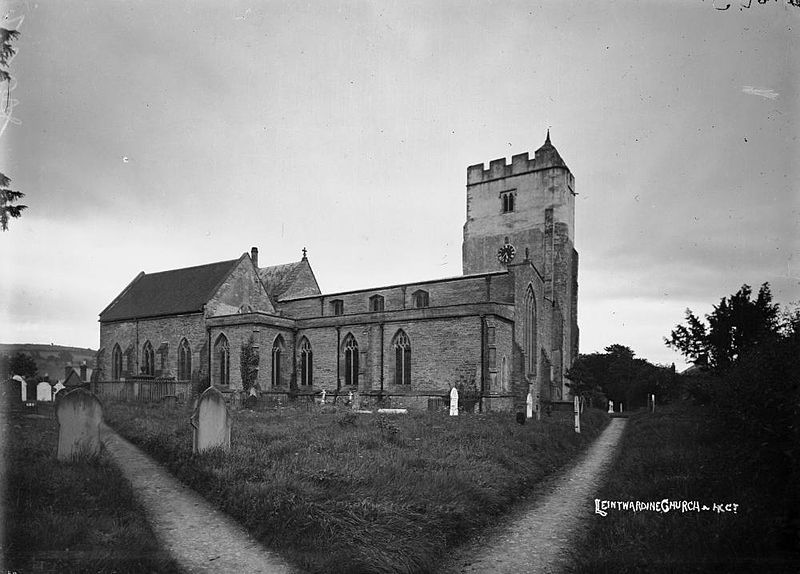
[524,285,537,375]
[215,334,230,386]
[178,338,192,381]
[112,344,123,380]
[272,335,285,387]
[343,333,359,387]
[393,330,411,385]
[299,337,313,386]
[142,341,155,376]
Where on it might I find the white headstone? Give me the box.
[56,388,103,460]
[608,400,614,414]
[36,382,52,402]
[320,389,327,404]
[574,395,581,433]
[449,387,459,416]
[190,387,231,454]
[620,402,623,412]
[526,391,533,419]
[348,390,354,403]
[651,394,656,412]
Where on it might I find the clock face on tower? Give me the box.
[497,243,516,265]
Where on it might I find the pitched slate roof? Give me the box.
[258,261,307,300]
[100,259,239,322]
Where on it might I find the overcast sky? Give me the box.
[1,0,797,369]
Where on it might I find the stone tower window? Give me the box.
[501,191,515,213]
[393,330,411,385]
[412,289,429,308]
[299,337,313,386]
[369,294,384,312]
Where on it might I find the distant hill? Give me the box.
[0,343,97,382]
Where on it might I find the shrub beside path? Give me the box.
[442,417,628,574]
[100,424,299,574]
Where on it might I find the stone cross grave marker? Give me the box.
[190,386,231,454]
[608,400,614,414]
[36,382,52,402]
[56,388,103,460]
[573,395,581,434]
[320,389,327,404]
[526,391,533,419]
[449,387,459,416]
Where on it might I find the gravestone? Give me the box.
[449,387,459,416]
[190,387,231,454]
[5,378,25,412]
[608,400,614,414]
[650,393,656,413]
[526,391,533,419]
[36,382,52,402]
[56,388,103,460]
[620,402,623,412]
[573,395,581,434]
[320,389,327,404]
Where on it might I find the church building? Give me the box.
[97,132,579,411]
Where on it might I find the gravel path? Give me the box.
[442,418,628,574]
[100,424,300,574]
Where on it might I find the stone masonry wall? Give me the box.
[99,313,207,380]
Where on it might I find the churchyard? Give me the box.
[569,401,800,572]
[2,401,181,573]
[101,395,608,573]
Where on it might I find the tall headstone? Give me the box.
[320,389,327,404]
[620,402,623,412]
[36,382,52,402]
[651,394,656,413]
[190,387,231,454]
[608,400,614,414]
[573,395,581,433]
[56,388,103,460]
[526,391,533,419]
[449,387,459,416]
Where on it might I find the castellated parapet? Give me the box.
[467,150,575,190]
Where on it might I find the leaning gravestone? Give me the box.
[449,387,459,416]
[190,386,231,454]
[37,382,52,402]
[56,388,103,460]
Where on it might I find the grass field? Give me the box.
[104,399,608,573]
[2,404,182,573]
[569,401,800,573]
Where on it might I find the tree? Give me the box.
[1,27,25,231]
[8,352,38,380]
[239,335,259,393]
[666,283,780,369]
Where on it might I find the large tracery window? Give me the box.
[215,334,230,386]
[299,337,313,386]
[524,285,537,375]
[112,344,123,380]
[178,338,192,381]
[142,341,155,376]
[393,330,411,385]
[343,333,359,387]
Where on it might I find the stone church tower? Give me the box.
[462,131,579,397]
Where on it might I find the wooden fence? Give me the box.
[91,380,192,402]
